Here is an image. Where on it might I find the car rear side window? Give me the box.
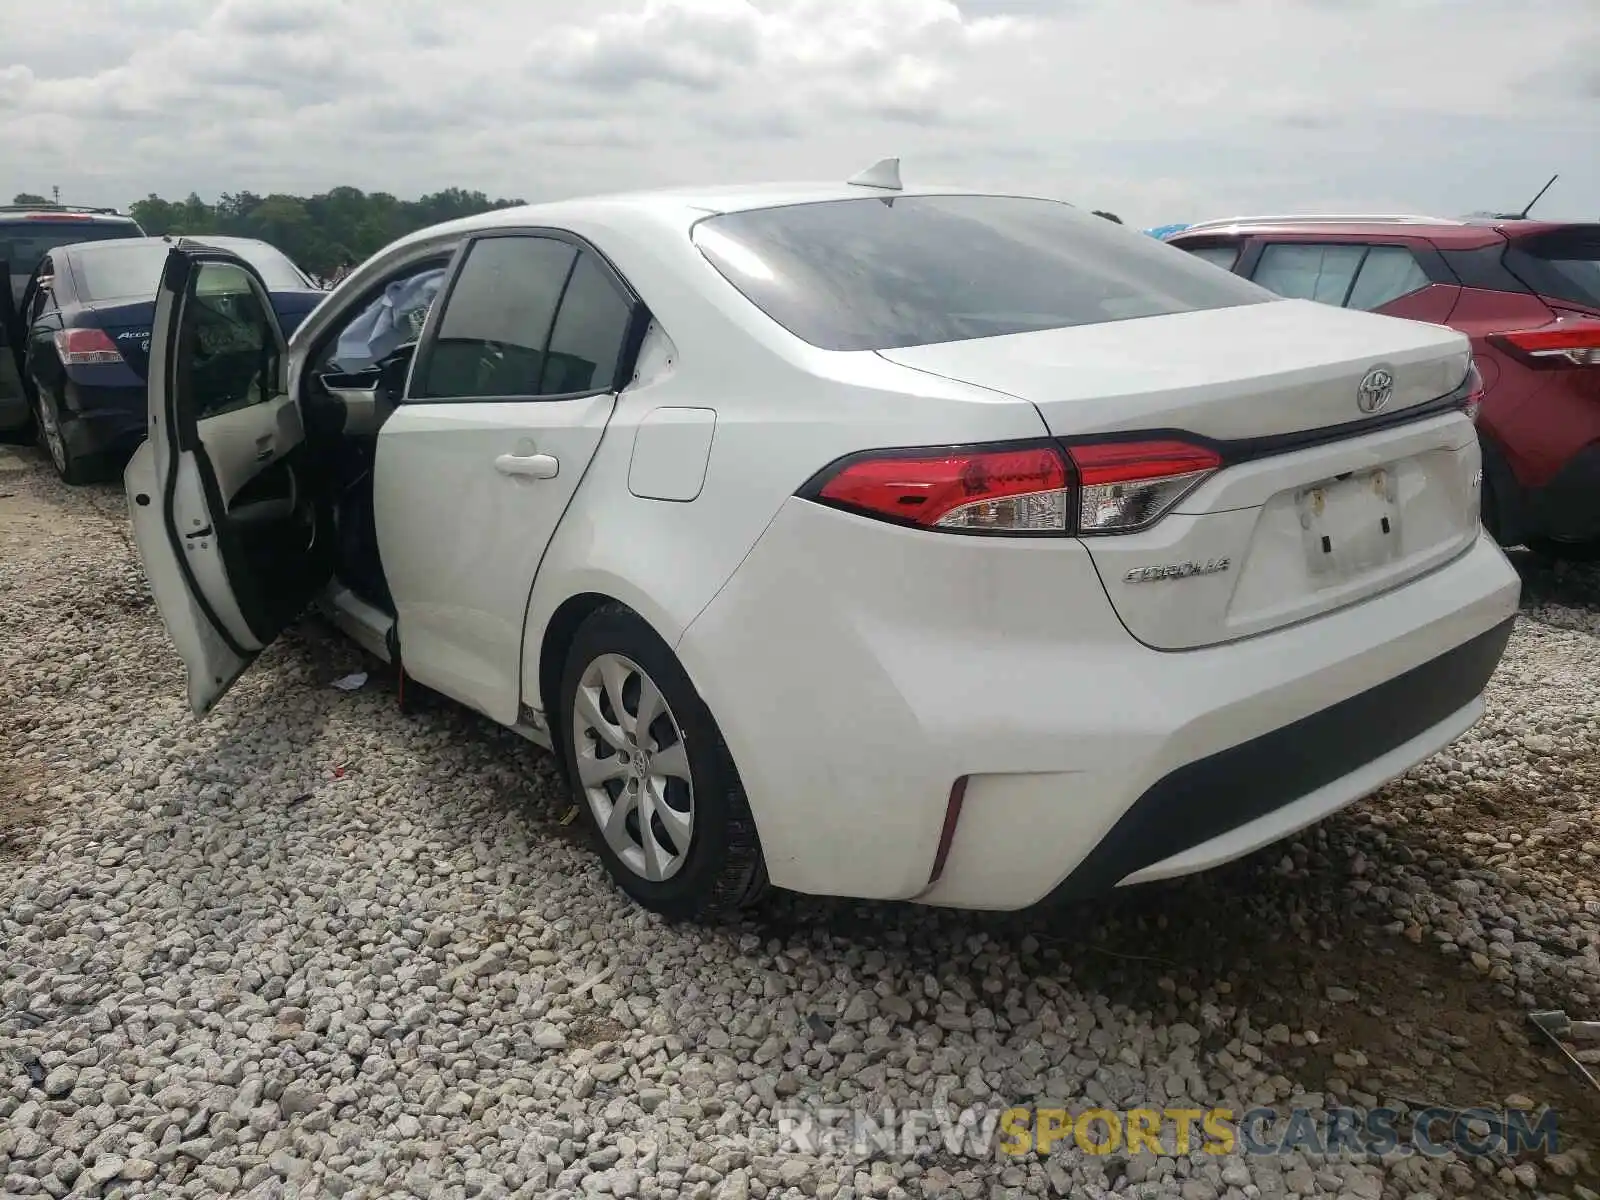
[1253,244,1367,305]
[539,252,633,395]
[1183,244,1241,271]
[412,236,577,400]
[692,195,1272,352]
[1345,246,1430,310]
[1255,243,1429,311]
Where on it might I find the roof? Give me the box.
[0,207,137,224]
[388,179,1059,252]
[1167,214,1507,249]
[1167,212,1600,249]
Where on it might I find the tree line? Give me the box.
[11,188,526,278]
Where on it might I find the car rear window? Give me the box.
[73,240,308,301]
[0,220,141,273]
[692,195,1273,352]
[1505,228,1600,310]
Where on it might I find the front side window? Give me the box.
[328,261,449,374]
[693,195,1272,352]
[413,236,575,399]
[183,261,281,420]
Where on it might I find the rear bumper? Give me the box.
[678,499,1522,908]
[1044,615,1511,901]
[61,383,145,458]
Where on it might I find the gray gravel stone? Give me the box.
[2,449,1598,1200]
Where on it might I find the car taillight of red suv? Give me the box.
[1165,216,1600,559]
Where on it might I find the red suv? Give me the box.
[1165,215,1600,558]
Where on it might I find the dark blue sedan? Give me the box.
[11,235,323,483]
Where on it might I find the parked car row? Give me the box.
[1162,214,1600,559]
[119,162,1521,920]
[0,203,319,482]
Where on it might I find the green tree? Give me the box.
[125,186,527,276]
[12,192,50,205]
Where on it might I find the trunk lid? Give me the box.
[879,299,1483,650]
[876,299,1472,441]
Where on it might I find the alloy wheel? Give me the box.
[571,652,695,882]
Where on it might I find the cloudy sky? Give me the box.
[1,0,1597,227]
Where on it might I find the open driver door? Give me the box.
[125,244,334,715]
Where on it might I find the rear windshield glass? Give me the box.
[1,220,141,274]
[72,240,308,300]
[692,195,1273,351]
[1506,230,1600,310]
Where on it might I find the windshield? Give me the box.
[693,195,1272,352]
[72,239,309,301]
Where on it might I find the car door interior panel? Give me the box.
[134,248,336,712]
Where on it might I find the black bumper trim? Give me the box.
[1525,443,1600,545]
[1045,616,1516,902]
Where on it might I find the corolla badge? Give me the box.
[1124,558,1231,584]
[1356,367,1395,414]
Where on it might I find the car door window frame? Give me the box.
[405,227,651,406]
[307,250,459,382]
[28,257,56,324]
[171,257,290,447]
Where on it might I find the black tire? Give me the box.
[34,388,99,485]
[1527,537,1600,562]
[558,602,768,921]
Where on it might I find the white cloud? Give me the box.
[0,0,1595,225]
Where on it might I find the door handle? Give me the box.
[494,452,559,480]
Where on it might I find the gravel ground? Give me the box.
[2,441,1599,1200]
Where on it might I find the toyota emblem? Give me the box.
[1357,367,1395,414]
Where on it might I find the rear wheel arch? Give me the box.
[548,597,769,919]
[538,591,615,760]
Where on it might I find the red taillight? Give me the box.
[22,213,93,222]
[53,328,122,366]
[1492,319,1600,367]
[1066,439,1222,535]
[814,443,1070,533]
[804,437,1221,536]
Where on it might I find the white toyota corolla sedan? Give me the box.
[125,163,1521,920]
